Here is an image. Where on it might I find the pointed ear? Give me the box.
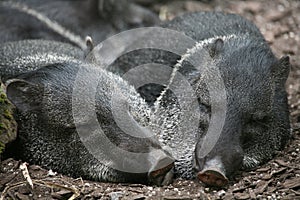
[271,56,291,85]
[208,38,224,58]
[6,79,43,112]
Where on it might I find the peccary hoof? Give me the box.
[197,168,229,187]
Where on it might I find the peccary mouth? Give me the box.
[197,167,229,187]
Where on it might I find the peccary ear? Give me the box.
[208,38,224,58]
[6,79,43,112]
[271,56,291,84]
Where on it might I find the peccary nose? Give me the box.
[147,150,175,185]
[197,168,228,187]
[149,162,174,185]
[196,157,229,187]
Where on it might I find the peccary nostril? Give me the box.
[148,162,174,186]
[197,168,229,187]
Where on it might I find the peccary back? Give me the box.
[0,40,83,81]
[0,0,158,45]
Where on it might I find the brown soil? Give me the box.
[1,0,299,199]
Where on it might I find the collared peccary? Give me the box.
[106,12,291,186]
[0,3,291,187]
[0,40,174,185]
[0,0,159,46]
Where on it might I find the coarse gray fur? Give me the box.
[0,11,291,184]
[0,40,83,81]
[108,11,291,179]
[0,0,159,46]
[1,41,174,184]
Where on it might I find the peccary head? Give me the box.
[5,60,174,185]
[194,39,291,187]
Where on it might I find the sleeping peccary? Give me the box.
[0,40,175,185]
[106,12,291,186]
[0,11,291,187]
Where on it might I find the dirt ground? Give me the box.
[0,0,299,199]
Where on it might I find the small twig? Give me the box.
[19,162,34,189]
[7,190,17,200]
[291,109,300,116]
[74,177,85,192]
[0,181,27,200]
[0,178,80,200]
[34,180,80,200]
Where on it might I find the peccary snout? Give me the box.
[197,158,229,187]
[194,119,244,187]
[148,155,174,185]
[195,151,243,187]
